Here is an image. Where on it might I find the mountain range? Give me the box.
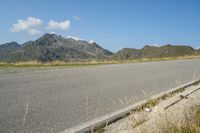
[0,33,199,62]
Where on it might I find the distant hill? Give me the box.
[113,45,195,60]
[113,48,139,60]
[194,48,200,55]
[0,33,113,62]
[0,42,21,62]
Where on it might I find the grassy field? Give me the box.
[0,55,200,68]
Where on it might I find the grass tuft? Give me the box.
[164,106,200,133]
[194,106,200,127]
[132,118,146,128]
[165,125,200,133]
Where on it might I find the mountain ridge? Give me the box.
[0,33,112,62]
[113,44,196,60]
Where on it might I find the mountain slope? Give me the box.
[0,33,113,62]
[113,48,139,60]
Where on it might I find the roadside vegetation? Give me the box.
[130,80,200,133]
[164,106,200,133]
[0,55,200,67]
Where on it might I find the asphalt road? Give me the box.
[0,59,200,133]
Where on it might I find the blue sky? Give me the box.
[0,0,200,52]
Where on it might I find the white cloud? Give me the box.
[88,40,95,44]
[67,35,82,41]
[28,29,42,35]
[73,15,81,20]
[67,35,95,44]
[152,44,160,47]
[10,17,71,36]
[47,20,70,30]
[50,31,57,34]
[10,17,42,32]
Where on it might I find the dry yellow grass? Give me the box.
[0,55,200,67]
[163,106,200,133]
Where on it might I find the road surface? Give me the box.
[0,59,200,132]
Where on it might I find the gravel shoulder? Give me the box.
[104,83,200,133]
